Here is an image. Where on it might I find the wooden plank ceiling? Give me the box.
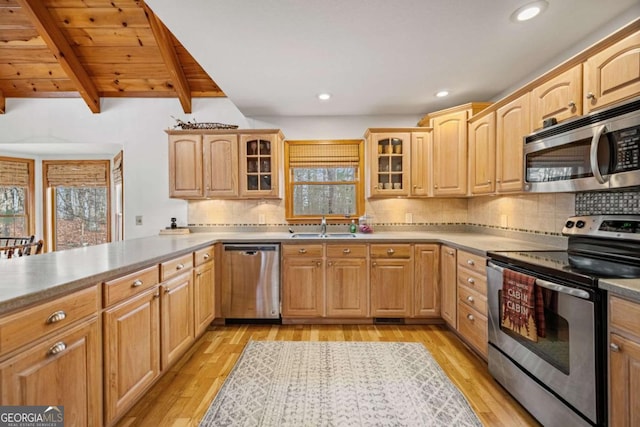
[0,0,225,114]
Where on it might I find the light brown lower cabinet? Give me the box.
[414,244,440,318]
[440,245,457,327]
[160,271,195,368]
[194,252,215,336]
[103,286,161,425]
[456,250,488,358]
[281,244,325,317]
[326,244,369,317]
[370,244,413,317]
[609,295,640,426]
[0,317,102,427]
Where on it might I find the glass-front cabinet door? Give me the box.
[369,132,409,197]
[239,133,280,198]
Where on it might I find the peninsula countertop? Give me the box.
[0,230,564,315]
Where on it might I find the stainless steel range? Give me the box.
[487,215,640,427]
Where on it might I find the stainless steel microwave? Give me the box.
[523,96,640,192]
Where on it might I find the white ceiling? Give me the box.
[149,1,639,118]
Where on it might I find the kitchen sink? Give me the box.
[290,233,356,239]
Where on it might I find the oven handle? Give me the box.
[488,262,591,300]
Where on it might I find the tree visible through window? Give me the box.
[285,140,364,221]
[0,157,34,237]
[44,160,111,251]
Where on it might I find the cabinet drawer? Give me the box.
[457,302,488,357]
[326,244,367,258]
[370,244,412,258]
[457,250,486,275]
[194,245,214,266]
[282,244,324,258]
[161,254,193,281]
[0,285,99,356]
[103,265,159,307]
[458,284,487,316]
[457,266,487,295]
[610,295,640,337]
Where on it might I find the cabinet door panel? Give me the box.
[469,113,496,195]
[282,259,324,317]
[414,244,440,317]
[531,65,582,130]
[194,260,215,336]
[326,258,368,317]
[239,134,280,198]
[369,133,410,197]
[371,259,412,317]
[410,132,432,197]
[169,134,203,198]
[440,246,457,327]
[610,333,640,427]
[0,319,101,427]
[103,287,160,424]
[496,94,529,193]
[161,273,195,369]
[203,134,238,197]
[433,111,468,196]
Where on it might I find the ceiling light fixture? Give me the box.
[317,93,331,101]
[511,1,548,22]
[435,90,449,98]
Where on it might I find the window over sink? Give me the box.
[285,140,364,221]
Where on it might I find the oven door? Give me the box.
[487,262,597,424]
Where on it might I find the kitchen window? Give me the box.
[285,139,364,221]
[43,160,111,251]
[0,157,35,237]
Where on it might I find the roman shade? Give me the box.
[0,159,29,186]
[45,162,108,187]
[288,142,360,167]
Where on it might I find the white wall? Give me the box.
[0,97,249,239]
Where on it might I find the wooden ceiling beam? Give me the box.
[0,90,5,114]
[16,0,101,113]
[142,2,191,113]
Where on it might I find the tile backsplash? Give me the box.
[575,188,640,215]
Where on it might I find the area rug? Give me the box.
[199,341,482,426]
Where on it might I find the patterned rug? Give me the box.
[199,341,482,426]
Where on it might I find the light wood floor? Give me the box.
[115,324,540,427]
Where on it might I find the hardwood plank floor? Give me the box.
[115,324,540,427]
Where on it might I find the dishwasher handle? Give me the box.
[224,244,279,252]
[242,250,258,256]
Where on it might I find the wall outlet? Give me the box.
[405,213,413,224]
[500,214,508,228]
[258,214,266,225]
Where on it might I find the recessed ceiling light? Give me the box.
[435,90,449,98]
[511,1,548,22]
[317,93,331,101]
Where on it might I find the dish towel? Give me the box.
[501,268,545,342]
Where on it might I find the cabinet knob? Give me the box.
[586,92,595,100]
[203,253,210,260]
[467,295,475,303]
[328,261,333,266]
[447,250,454,256]
[176,263,185,270]
[343,248,351,254]
[610,343,621,352]
[196,272,202,277]
[568,101,576,109]
[467,259,475,266]
[372,262,377,267]
[299,248,307,254]
[316,261,321,267]
[47,341,67,356]
[467,277,475,284]
[153,291,160,299]
[46,310,67,324]
[132,279,143,288]
[487,180,491,184]
[467,314,475,321]
[434,184,439,189]
[387,248,395,255]
[164,286,171,294]
[413,185,417,189]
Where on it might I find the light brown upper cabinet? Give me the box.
[496,94,530,193]
[423,103,491,197]
[530,65,582,131]
[167,129,283,200]
[468,112,496,195]
[365,128,433,198]
[584,29,640,113]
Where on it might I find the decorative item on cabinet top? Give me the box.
[171,116,238,130]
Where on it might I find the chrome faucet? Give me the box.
[320,216,327,236]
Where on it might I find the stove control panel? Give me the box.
[563,215,640,240]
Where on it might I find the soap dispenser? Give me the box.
[349,219,357,233]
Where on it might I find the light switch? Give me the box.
[135,215,143,226]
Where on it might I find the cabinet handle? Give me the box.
[447,250,454,256]
[568,101,576,109]
[487,180,491,184]
[153,291,160,299]
[610,343,620,352]
[328,261,333,266]
[176,263,185,270]
[299,248,307,254]
[46,310,67,324]
[586,92,595,100]
[196,272,202,277]
[434,184,438,189]
[164,286,171,294]
[413,185,417,189]
[496,179,501,183]
[316,261,321,267]
[47,341,67,356]
[343,248,351,254]
[132,279,143,288]
[387,248,395,255]
[203,253,210,260]
[467,295,475,303]
[372,262,377,267]
[467,277,475,284]
[467,314,475,321]
[467,259,475,266]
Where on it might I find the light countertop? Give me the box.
[0,230,578,315]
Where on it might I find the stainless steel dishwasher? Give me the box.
[222,243,280,319]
